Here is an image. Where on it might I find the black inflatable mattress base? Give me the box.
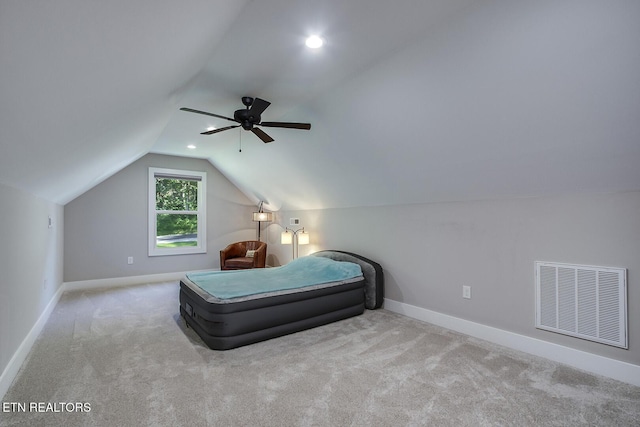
[179,281,365,350]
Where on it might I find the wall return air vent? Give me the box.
[535,262,627,349]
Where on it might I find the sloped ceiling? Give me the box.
[1,1,639,210]
[0,0,249,204]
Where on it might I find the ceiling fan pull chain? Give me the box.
[239,128,242,152]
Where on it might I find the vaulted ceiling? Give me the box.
[1,0,639,210]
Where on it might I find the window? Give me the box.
[148,167,206,256]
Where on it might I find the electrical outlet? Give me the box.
[462,285,471,299]
[127,256,134,265]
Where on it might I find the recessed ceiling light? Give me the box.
[187,144,196,149]
[305,35,324,49]
[206,126,216,131]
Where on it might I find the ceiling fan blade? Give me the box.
[249,98,271,116]
[180,107,237,123]
[200,125,239,135]
[251,127,274,143]
[259,121,311,130]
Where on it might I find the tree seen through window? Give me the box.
[155,177,199,247]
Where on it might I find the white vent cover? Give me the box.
[535,262,627,348]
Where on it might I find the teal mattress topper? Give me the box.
[186,255,362,300]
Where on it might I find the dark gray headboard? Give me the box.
[311,250,384,309]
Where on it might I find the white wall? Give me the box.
[267,191,640,367]
[0,183,64,388]
[64,154,256,282]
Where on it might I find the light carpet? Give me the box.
[1,281,639,426]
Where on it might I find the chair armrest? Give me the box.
[252,243,267,268]
[220,243,245,266]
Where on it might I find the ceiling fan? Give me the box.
[180,96,311,143]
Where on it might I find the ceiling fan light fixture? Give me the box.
[305,35,324,49]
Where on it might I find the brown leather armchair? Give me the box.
[220,240,267,270]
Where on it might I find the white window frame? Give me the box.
[148,167,207,256]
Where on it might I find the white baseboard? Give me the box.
[63,271,193,292]
[0,285,64,401]
[383,299,640,387]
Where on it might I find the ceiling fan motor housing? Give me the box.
[234,108,260,129]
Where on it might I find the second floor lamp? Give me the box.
[281,227,309,260]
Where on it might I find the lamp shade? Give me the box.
[253,211,272,222]
[281,230,293,245]
[298,230,310,245]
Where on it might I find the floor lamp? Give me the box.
[281,227,309,260]
[252,201,272,241]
